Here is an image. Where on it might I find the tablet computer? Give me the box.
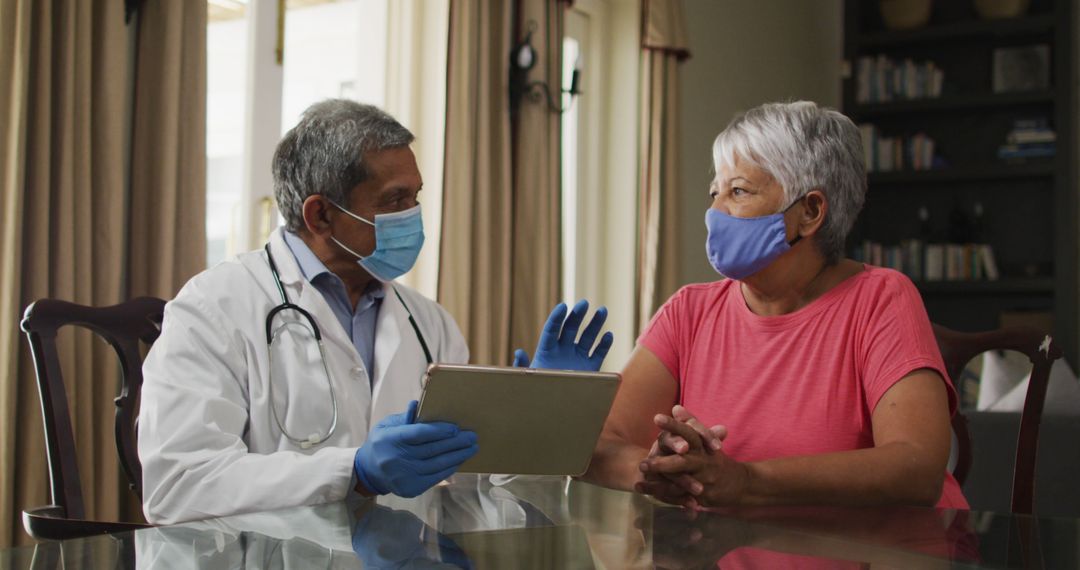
[415,364,621,476]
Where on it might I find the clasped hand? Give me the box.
[512,300,614,371]
[354,400,478,498]
[636,405,750,509]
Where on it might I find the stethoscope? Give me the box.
[263,243,433,449]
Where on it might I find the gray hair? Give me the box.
[273,99,415,232]
[712,101,866,264]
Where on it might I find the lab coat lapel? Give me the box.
[267,230,364,373]
[372,289,405,402]
[372,285,436,423]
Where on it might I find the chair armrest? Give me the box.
[23,505,150,541]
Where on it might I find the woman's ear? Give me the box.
[799,189,828,237]
[301,195,333,237]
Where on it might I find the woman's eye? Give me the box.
[732,187,747,196]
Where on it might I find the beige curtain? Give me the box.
[0,5,30,546]
[439,0,564,365]
[509,0,563,359]
[636,0,689,333]
[128,1,207,299]
[0,0,205,547]
[439,0,514,365]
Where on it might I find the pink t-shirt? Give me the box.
[639,265,968,509]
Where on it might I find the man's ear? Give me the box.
[301,195,333,237]
[799,190,828,237]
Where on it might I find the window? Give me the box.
[205,0,448,299]
[561,0,640,369]
[206,1,249,265]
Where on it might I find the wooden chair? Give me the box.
[932,323,1063,514]
[20,297,166,540]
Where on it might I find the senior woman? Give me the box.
[582,101,967,510]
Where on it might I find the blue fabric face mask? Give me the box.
[705,199,802,280]
[330,203,425,282]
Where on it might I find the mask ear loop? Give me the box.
[782,193,811,247]
[328,201,377,261]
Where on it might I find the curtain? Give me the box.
[439,0,564,365]
[127,0,207,299]
[636,0,689,333]
[509,0,564,361]
[0,0,206,546]
[439,0,515,365]
[385,0,451,300]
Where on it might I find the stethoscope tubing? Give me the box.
[262,241,433,448]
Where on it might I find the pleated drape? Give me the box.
[0,0,206,546]
[635,0,689,332]
[509,0,564,362]
[439,0,564,365]
[439,0,515,365]
[127,0,207,299]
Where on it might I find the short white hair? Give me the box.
[712,101,866,264]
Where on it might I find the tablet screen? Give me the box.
[415,364,621,475]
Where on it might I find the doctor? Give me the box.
[138,99,613,525]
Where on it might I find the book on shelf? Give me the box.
[999,117,1056,159]
[852,240,999,283]
[1007,130,1056,145]
[997,144,1055,159]
[856,55,944,104]
[979,244,999,281]
[858,124,936,172]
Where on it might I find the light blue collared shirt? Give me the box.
[282,231,384,379]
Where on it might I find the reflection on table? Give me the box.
[5,475,1079,569]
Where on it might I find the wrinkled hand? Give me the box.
[352,502,472,569]
[636,406,728,508]
[654,405,726,456]
[355,401,479,498]
[637,409,746,508]
[512,300,614,371]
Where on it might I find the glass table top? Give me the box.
[3,476,1077,569]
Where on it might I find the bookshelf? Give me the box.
[850,91,1054,116]
[843,0,1077,367]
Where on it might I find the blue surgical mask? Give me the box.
[705,199,802,280]
[330,203,425,282]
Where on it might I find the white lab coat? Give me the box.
[138,228,469,525]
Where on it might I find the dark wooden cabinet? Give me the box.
[843,0,1077,367]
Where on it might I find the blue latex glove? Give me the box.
[512,299,614,371]
[354,401,478,498]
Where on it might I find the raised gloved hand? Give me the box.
[354,401,478,498]
[512,299,614,371]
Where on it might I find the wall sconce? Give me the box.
[510,21,582,114]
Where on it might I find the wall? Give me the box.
[677,0,844,286]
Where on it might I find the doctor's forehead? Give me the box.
[363,147,422,189]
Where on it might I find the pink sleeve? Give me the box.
[861,274,957,414]
[637,289,688,380]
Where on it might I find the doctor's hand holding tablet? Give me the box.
[353,300,615,497]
